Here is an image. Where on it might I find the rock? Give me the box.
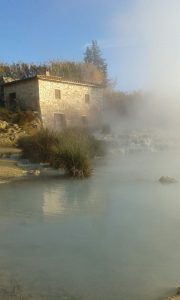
[34,170,40,176]
[0,120,8,130]
[0,120,27,147]
[8,128,15,133]
[159,176,177,184]
[0,159,25,179]
[28,169,40,176]
[13,124,20,130]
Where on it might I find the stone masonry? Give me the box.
[3,78,39,111]
[3,75,104,130]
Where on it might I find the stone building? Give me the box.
[2,75,104,129]
[0,76,14,106]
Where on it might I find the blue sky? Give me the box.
[0,0,143,91]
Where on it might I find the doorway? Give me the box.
[8,93,17,110]
[54,113,66,129]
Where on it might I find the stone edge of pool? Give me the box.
[0,147,66,184]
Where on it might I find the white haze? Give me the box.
[111,0,180,130]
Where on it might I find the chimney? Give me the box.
[45,70,50,76]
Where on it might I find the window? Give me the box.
[55,89,61,99]
[85,94,90,104]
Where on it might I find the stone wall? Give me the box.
[3,79,39,111]
[38,79,103,129]
[3,77,104,130]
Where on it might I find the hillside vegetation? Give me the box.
[0,41,107,85]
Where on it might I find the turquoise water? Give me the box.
[1,151,180,299]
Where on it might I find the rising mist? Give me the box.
[109,0,180,130]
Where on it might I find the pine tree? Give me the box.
[84,40,107,84]
[84,46,93,64]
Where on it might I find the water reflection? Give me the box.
[1,153,180,299]
[0,174,112,220]
[42,178,111,217]
[43,188,66,216]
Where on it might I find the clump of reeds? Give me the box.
[50,128,91,177]
[17,129,59,163]
[17,128,105,178]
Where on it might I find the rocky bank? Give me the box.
[0,115,42,182]
[0,116,41,147]
[0,159,25,182]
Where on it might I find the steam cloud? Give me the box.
[114,0,180,128]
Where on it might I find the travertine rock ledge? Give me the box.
[0,159,25,182]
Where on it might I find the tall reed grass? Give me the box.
[17,128,105,178]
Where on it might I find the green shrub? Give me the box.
[50,145,91,178]
[0,107,13,121]
[17,129,59,163]
[11,110,37,125]
[17,128,105,178]
[59,127,106,157]
[50,128,91,177]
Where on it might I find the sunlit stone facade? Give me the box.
[3,75,104,129]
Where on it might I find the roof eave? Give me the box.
[3,75,104,88]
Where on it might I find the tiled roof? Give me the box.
[37,75,103,87]
[3,75,104,88]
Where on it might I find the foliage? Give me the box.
[17,129,59,163]
[0,107,13,121]
[50,130,91,178]
[0,60,104,85]
[0,108,40,134]
[10,110,37,125]
[17,128,105,178]
[0,62,46,79]
[51,146,91,178]
[84,40,107,84]
[50,128,105,177]
[104,90,143,117]
[49,60,104,84]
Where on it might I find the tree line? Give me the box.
[0,40,107,85]
[0,40,141,118]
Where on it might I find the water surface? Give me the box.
[1,150,180,299]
